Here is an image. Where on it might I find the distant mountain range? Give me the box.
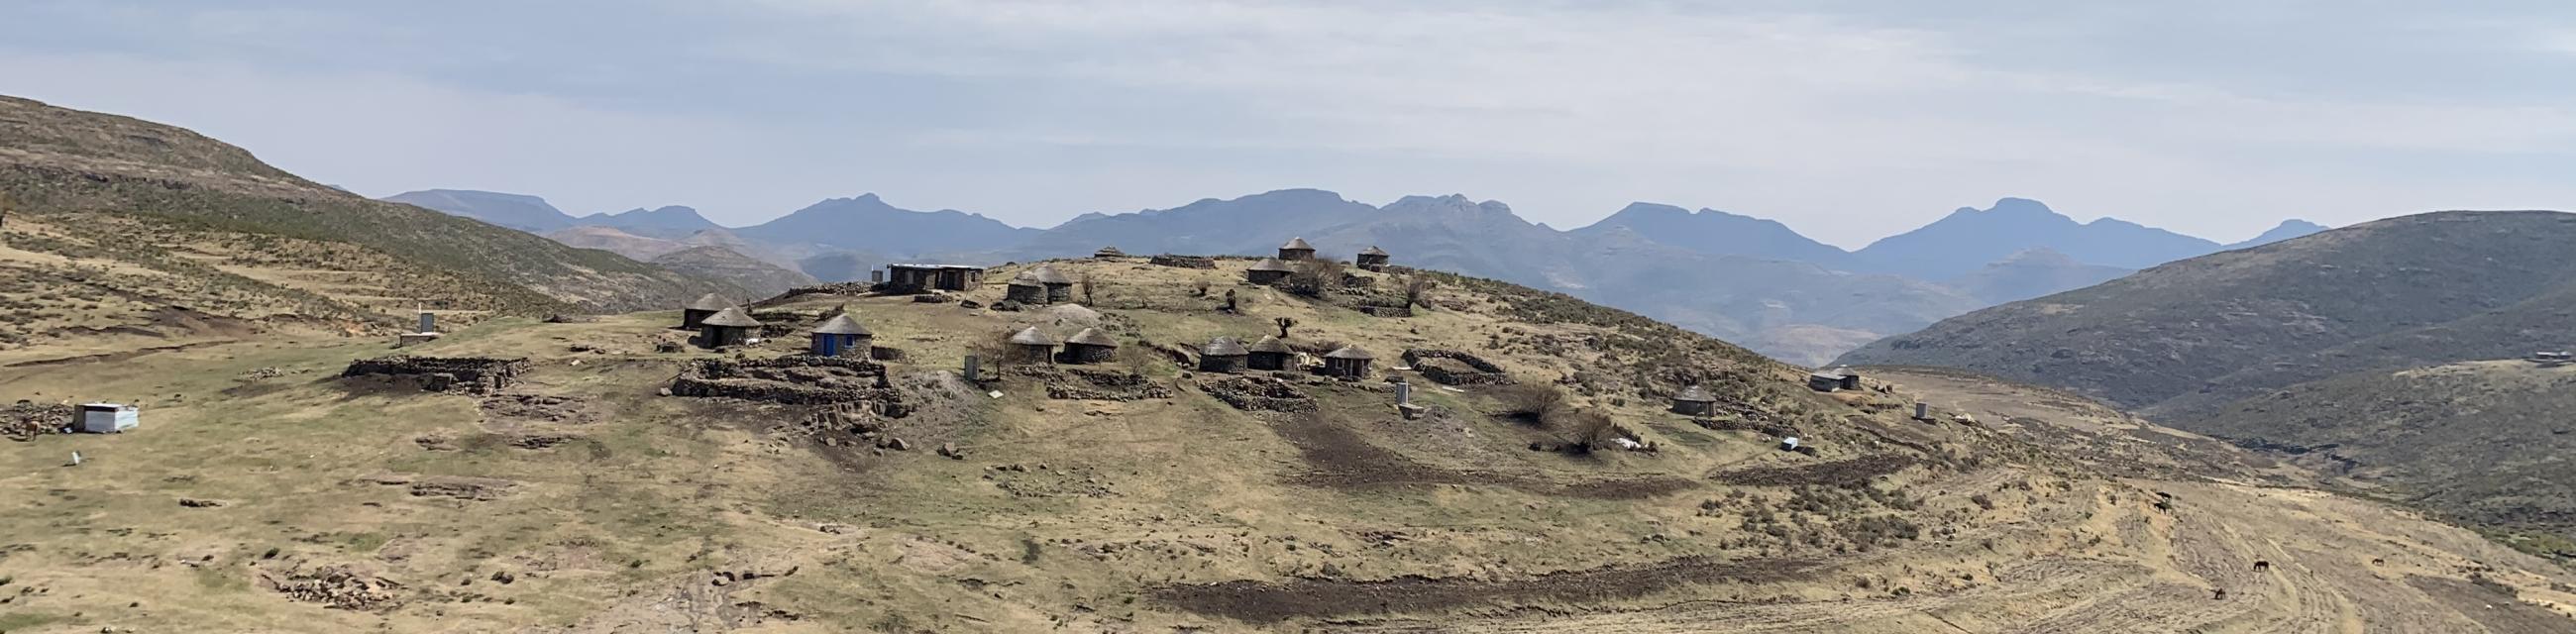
[382,188,2326,365]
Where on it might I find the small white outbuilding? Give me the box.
[78,403,138,434]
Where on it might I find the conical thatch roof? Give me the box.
[1673,384,1715,402]
[1280,237,1315,251]
[1324,346,1374,360]
[1095,247,1125,257]
[1358,246,1389,257]
[699,306,763,328]
[1065,327,1119,348]
[686,293,734,311]
[1008,326,1056,346]
[1007,275,1043,288]
[1247,335,1295,354]
[1028,265,1074,285]
[812,313,871,336]
[1202,337,1248,357]
[1248,258,1295,272]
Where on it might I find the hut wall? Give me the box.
[1061,344,1117,365]
[1006,284,1046,303]
[1355,255,1389,270]
[1199,355,1246,373]
[1247,352,1291,370]
[1045,283,1074,303]
[1247,269,1291,284]
[701,325,753,349]
[682,308,716,329]
[1671,400,1713,416]
[1323,358,1369,377]
[811,333,872,357]
[1279,248,1315,261]
[1014,344,1056,365]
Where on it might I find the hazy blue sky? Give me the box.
[6,1,2573,247]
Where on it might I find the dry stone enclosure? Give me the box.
[1199,375,1317,412]
[1041,368,1175,401]
[342,356,530,394]
[669,355,904,406]
[1401,349,1514,386]
[1149,255,1217,268]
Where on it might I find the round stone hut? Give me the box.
[1669,384,1717,416]
[1246,335,1296,370]
[1322,346,1375,378]
[1246,258,1295,284]
[681,293,733,329]
[1007,327,1058,365]
[1061,327,1120,365]
[809,313,874,358]
[1355,246,1391,271]
[1198,337,1249,373]
[1006,275,1047,304]
[1028,265,1077,303]
[697,306,765,349]
[1278,237,1317,261]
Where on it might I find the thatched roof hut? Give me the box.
[1028,265,1076,302]
[682,293,734,329]
[1278,237,1317,261]
[1008,326,1057,364]
[1355,246,1391,270]
[1199,337,1249,372]
[1006,275,1047,304]
[1062,327,1120,364]
[1246,258,1295,284]
[1246,335,1296,370]
[697,307,764,349]
[1670,384,1716,416]
[808,313,874,357]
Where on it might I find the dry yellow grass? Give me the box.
[0,259,2566,633]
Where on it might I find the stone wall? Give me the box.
[1149,255,1217,269]
[668,356,902,406]
[1043,368,1175,401]
[1400,349,1514,386]
[1198,375,1316,412]
[342,356,530,393]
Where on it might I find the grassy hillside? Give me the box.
[1,256,2568,632]
[0,95,725,319]
[648,245,815,299]
[1837,210,2576,417]
[2196,359,2576,555]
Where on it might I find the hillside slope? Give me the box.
[1838,210,2576,417]
[1,256,2567,632]
[647,245,817,298]
[2196,359,2576,550]
[381,188,579,232]
[0,96,724,320]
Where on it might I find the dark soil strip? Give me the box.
[4,340,232,368]
[1709,456,1917,487]
[1268,413,1692,500]
[1152,556,1826,623]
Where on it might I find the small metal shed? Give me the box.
[79,403,139,434]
